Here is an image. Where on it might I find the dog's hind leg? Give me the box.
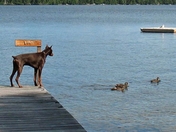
[34,68,38,86]
[10,58,18,87]
[10,67,17,87]
[15,66,23,88]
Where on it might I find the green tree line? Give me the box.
[1,0,176,5]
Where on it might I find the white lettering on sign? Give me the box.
[15,40,41,47]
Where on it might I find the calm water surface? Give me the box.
[1,5,176,131]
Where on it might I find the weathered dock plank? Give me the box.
[0,86,86,132]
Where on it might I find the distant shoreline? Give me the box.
[1,0,176,6]
[1,4,175,5]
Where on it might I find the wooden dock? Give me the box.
[0,85,86,132]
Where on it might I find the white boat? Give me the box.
[140,25,176,33]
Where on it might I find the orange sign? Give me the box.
[15,40,41,47]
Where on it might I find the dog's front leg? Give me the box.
[34,68,38,86]
[38,68,43,88]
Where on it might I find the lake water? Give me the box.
[1,5,176,131]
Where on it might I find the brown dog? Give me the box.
[10,45,53,88]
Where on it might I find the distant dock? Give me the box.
[140,26,176,33]
[0,86,86,132]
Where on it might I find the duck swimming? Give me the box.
[115,82,128,88]
[111,82,129,91]
[151,77,160,83]
[111,86,125,91]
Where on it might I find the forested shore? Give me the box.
[1,0,176,5]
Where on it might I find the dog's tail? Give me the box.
[12,56,17,59]
[12,56,18,61]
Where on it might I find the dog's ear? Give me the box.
[45,45,49,49]
[50,45,52,48]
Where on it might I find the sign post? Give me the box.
[15,39,42,52]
